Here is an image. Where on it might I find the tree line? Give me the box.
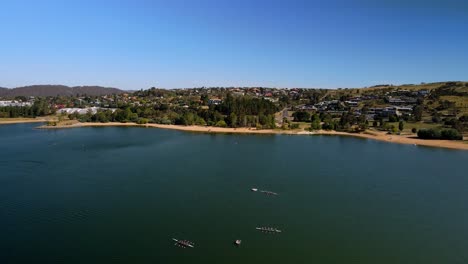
[292,111,369,132]
[0,99,54,118]
[69,94,278,129]
[417,128,462,140]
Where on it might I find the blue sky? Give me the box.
[1,0,467,90]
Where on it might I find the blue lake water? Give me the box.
[1,123,467,263]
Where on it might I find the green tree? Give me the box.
[311,114,320,122]
[292,111,311,122]
[310,114,321,130]
[322,121,335,130]
[137,118,149,124]
[227,113,238,127]
[215,120,227,127]
[195,116,207,126]
[389,115,398,122]
[200,94,209,105]
[440,129,462,140]
[398,121,404,131]
[412,105,423,121]
[417,128,462,140]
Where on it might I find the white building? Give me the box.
[0,100,33,107]
[57,107,116,115]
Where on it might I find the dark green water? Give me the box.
[1,123,467,263]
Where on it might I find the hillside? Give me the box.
[0,85,124,97]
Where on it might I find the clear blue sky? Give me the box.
[1,0,467,90]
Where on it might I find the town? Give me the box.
[0,81,467,140]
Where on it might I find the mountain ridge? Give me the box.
[0,85,124,97]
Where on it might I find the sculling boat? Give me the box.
[260,190,278,195]
[172,238,195,248]
[255,227,282,233]
[251,188,278,195]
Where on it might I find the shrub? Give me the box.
[215,120,227,127]
[417,128,462,140]
[136,118,149,124]
[411,128,417,133]
[417,128,441,139]
[440,129,463,140]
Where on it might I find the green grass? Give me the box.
[291,122,310,130]
[385,121,442,133]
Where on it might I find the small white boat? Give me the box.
[251,188,258,192]
[235,240,241,246]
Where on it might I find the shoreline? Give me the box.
[0,118,49,125]
[32,121,468,151]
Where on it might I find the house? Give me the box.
[386,96,418,105]
[263,97,279,103]
[386,96,405,104]
[0,100,33,107]
[54,104,66,109]
[345,100,359,107]
[296,104,317,111]
[418,90,429,96]
[208,98,222,105]
[395,106,413,116]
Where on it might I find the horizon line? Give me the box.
[1,80,466,91]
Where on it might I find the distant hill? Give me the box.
[0,85,124,97]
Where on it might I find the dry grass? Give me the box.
[0,117,40,121]
[0,117,56,124]
[54,120,79,126]
[439,96,468,108]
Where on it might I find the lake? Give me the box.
[1,123,467,263]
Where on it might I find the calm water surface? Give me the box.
[0,123,467,263]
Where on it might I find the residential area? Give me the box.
[1,81,467,140]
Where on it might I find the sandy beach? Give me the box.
[31,121,468,150]
[0,118,50,125]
